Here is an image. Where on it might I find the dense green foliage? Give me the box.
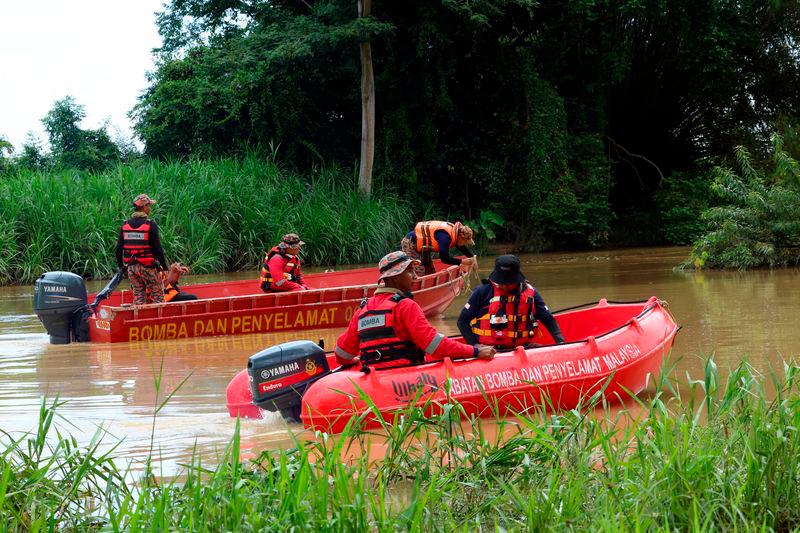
[686,135,800,269]
[129,0,800,249]
[4,359,800,530]
[0,157,411,284]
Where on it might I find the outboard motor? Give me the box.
[248,340,330,422]
[33,272,88,344]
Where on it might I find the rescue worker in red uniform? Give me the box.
[335,251,496,368]
[401,221,477,276]
[260,233,309,292]
[116,194,169,305]
[457,255,565,349]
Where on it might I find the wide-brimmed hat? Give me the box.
[133,193,155,208]
[280,233,305,247]
[378,251,420,281]
[456,223,476,247]
[489,255,525,285]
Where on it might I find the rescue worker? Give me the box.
[159,262,198,303]
[116,194,169,305]
[335,251,496,368]
[260,233,309,292]
[457,255,565,350]
[401,220,477,277]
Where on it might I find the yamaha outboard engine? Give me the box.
[248,340,330,422]
[33,272,88,344]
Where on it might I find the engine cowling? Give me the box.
[247,340,330,422]
[33,272,88,344]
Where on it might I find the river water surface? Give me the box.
[2,247,799,473]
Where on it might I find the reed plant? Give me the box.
[0,158,412,284]
[3,358,800,531]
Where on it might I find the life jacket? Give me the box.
[159,272,179,302]
[121,219,155,266]
[470,282,539,347]
[356,293,424,365]
[259,246,301,290]
[414,221,459,253]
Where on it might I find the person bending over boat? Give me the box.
[457,255,565,350]
[335,251,496,368]
[159,262,198,303]
[401,220,477,277]
[260,233,309,292]
[116,194,169,305]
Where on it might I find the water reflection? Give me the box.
[2,246,800,474]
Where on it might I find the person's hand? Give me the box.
[475,344,496,360]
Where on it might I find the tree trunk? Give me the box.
[358,0,375,196]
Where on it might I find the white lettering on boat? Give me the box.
[260,361,300,381]
[446,343,642,395]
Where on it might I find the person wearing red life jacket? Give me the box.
[457,255,565,350]
[115,194,169,305]
[259,233,309,292]
[334,251,496,368]
[400,220,477,276]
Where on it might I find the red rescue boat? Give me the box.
[226,297,678,432]
[87,262,466,343]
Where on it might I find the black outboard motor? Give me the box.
[248,340,330,422]
[33,272,88,344]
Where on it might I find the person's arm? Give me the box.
[457,285,490,344]
[334,313,361,366]
[456,245,474,258]
[148,221,168,268]
[434,230,461,265]
[116,227,124,268]
[534,292,565,343]
[268,255,304,291]
[395,299,475,359]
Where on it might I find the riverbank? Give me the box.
[0,158,412,284]
[3,359,798,531]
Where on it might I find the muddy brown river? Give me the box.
[2,247,799,473]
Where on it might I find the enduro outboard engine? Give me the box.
[248,340,330,422]
[33,272,88,344]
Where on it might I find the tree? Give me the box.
[358,0,375,195]
[42,97,121,172]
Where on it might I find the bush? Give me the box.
[684,135,800,269]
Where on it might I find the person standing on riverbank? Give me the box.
[116,194,169,305]
[335,251,496,368]
[401,220,477,276]
[259,233,308,292]
[457,255,565,349]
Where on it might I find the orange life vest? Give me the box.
[121,220,155,266]
[470,282,539,347]
[355,294,424,365]
[158,272,179,302]
[414,221,459,253]
[259,247,301,290]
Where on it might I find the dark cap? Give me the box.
[489,255,525,285]
[280,233,305,247]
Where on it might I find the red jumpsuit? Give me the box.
[334,288,475,366]
[265,253,307,292]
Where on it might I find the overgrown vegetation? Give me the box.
[3,358,800,530]
[0,157,412,284]
[685,134,800,269]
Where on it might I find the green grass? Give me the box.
[0,158,413,284]
[2,358,800,531]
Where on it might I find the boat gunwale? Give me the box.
[94,264,467,315]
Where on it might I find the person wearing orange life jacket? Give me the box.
[153,262,198,303]
[401,220,477,277]
[335,251,496,368]
[259,233,309,292]
[457,255,565,349]
[115,194,169,305]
